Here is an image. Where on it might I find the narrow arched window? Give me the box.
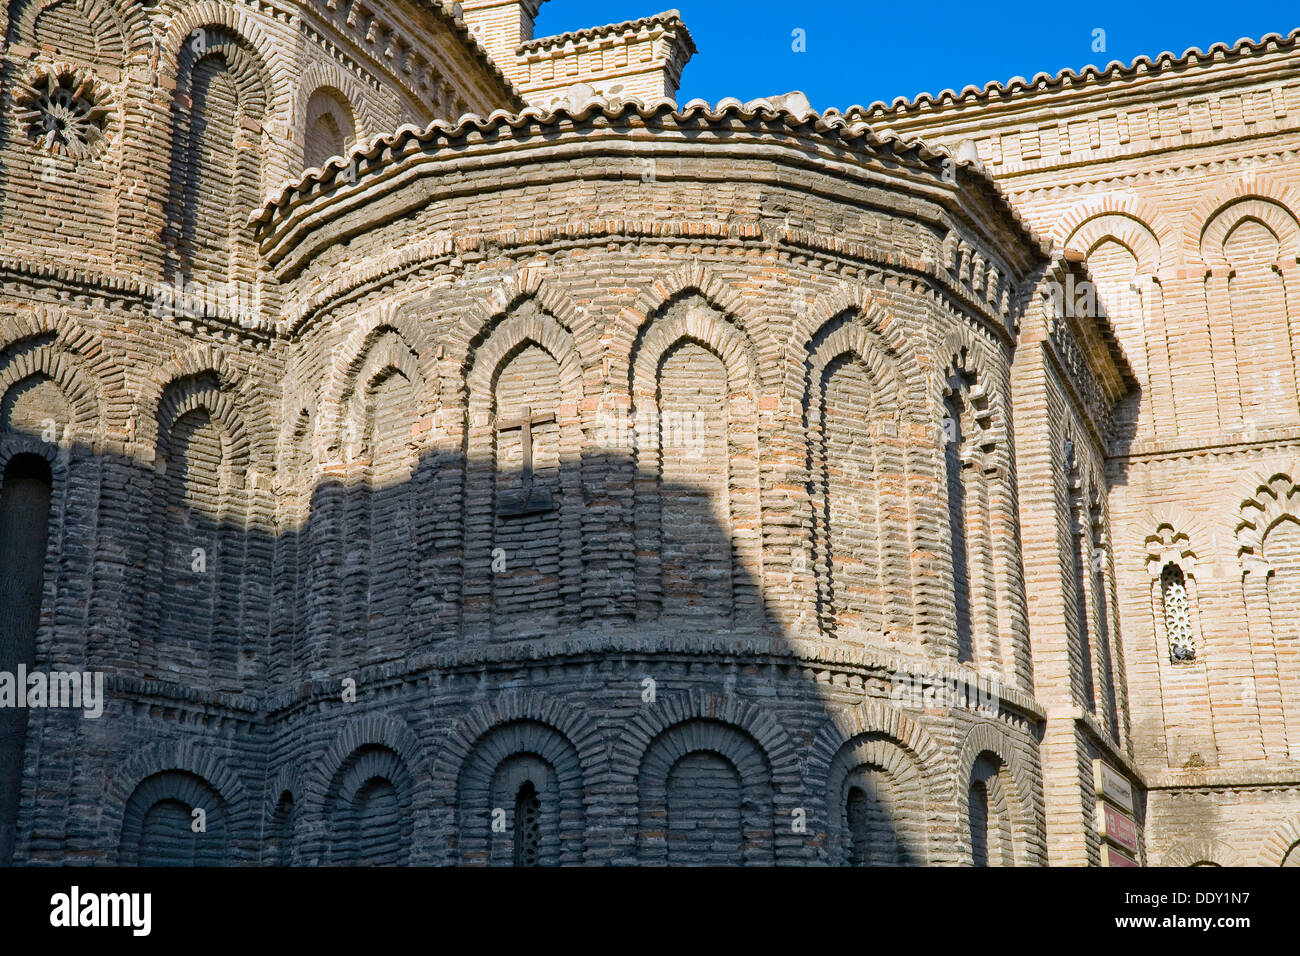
[512,780,541,867]
[846,786,870,866]
[353,777,401,867]
[166,29,267,287]
[138,798,196,867]
[0,454,52,864]
[1161,563,1195,662]
[272,791,295,867]
[968,779,990,867]
[943,392,973,662]
[181,55,240,278]
[968,754,1014,866]
[303,87,356,170]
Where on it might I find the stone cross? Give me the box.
[497,405,556,515]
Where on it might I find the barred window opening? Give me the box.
[1161,563,1196,662]
[513,781,541,867]
[846,786,870,866]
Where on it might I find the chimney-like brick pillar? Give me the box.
[457,0,543,81]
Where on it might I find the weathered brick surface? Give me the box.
[872,28,1300,866]
[2,1,1290,867]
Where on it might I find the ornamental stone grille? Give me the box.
[1161,564,1196,663]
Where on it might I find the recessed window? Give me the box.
[1161,563,1195,662]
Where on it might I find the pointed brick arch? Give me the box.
[1188,181,1300,266]
[340,331,426,465]
[783,282,924,403]
[459,292,587,637]
[314,301,439,466]
[446,270,600,402]
[629,296,760,398]
[299,713,433,864]
[611,689,802,863]
[1194,195,1300,429]
[805,700,949,864]
[301,308,437,673]
[611,261,777,394]
[464,302,586,412]
[1201,197,1300,266]
[954,723,1040,865]
[629,288,763,625]
[1051,195,1172,273]
[108,739,253,864]
[803,306,915,644]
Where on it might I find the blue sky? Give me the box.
[533,1,1300,111]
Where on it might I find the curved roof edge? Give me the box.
[252,93,1038,253]
[854,27,1300,117]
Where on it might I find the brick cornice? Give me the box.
[858,28,1300,120]
[99,630,1049,725]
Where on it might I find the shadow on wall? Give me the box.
[0,426,1006,867]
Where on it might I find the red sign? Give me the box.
[1098,803,1139,854]
[1104,845,1139,867]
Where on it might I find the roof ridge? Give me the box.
[255,96,920,220]
[251,94,1043,265]
[519,9,694,54]
[854,26,1300,116]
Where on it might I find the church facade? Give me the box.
[0,0,1296,866]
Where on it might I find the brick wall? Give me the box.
[0,67,1056,863]
[13,0,1296,867]
[871,30,1300,865]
